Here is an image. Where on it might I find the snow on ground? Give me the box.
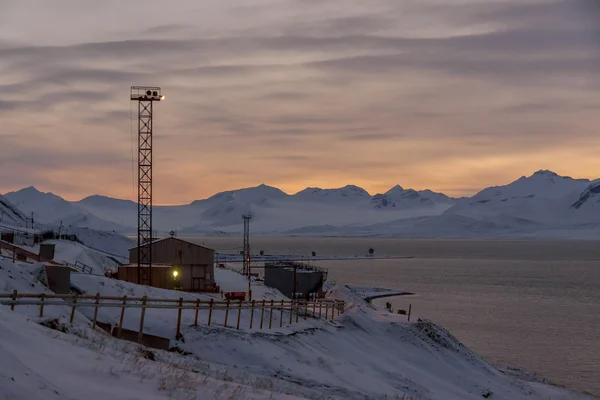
[34,240,121,275]
[169,285,597,400]
[0,258,95,324]
[70,268,320,340]
[1,252,597,399]
[61,227,134,258]
[214,266,288,301]
[0,304,304,400]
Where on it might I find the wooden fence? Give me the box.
[0,291,345,342]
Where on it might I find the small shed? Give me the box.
[264,261,327,299]
[122,237,215,291]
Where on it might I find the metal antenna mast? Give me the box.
[130,86,165,286]
[242,214,252,275]
[242,214,252,300]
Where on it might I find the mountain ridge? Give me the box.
[3,170,600,238]
[7,169,594,206]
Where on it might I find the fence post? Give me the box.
[289,301,294,324]
[249,300,255,329]
[138,296,147,343]
[325,301,329,320]
[69,294,78,324]
[208,298,214,326]
[236,299,242,330]
[408,304,412,322]
[10,289,17,311]
[118,295,127,338]
[260,300,265,330]
[224,299,230,327]
[312,299,316,318]
[304,300,308,320]
[279,300,284,328]
[176,297,183,338]
[39,293,45,317]
[269,300,274,329]
[318,300,322,319]
[92,292,100,329]
[296,301,300,323]
[194,299,200,327]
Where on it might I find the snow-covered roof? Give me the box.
[127,236,214,252]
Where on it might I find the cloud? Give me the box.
[258,92,311,101]
[0,0,599,202]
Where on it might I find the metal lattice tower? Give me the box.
[242,214,252,275]
[130,86,165,286]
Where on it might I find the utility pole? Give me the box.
[293,263,297,300]
[130,86,165,286]
[242,214,252,300]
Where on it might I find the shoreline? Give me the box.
[363,291,414,302]
[344,284,414,302]
[343,284,598,398]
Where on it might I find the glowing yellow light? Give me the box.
[172,270,179,278]
[160,95,165,100]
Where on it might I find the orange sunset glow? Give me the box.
[1,0,599,205]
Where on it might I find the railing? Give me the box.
[67,260,93,274]
[0,291,345,342]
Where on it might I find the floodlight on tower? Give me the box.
[130,86,165,286]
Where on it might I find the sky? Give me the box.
[0,0,599,205]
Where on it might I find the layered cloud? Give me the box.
[0,0,598,203]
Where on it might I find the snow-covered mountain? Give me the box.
[0,194,27,227]
[371,185,453,210]
[470,170,588,202]
[193,184,287,207]
[4,187,127,231]
[78,195,136,208]
[293,185,371,203]
[571,179,600,210]
[443,170,591,225]
[4,186,76,224]
[4,170,600,238]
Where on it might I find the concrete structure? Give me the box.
[44,265,71,294]
[123,237,215,291]
[111,327,170,350]
[264,261,327,299]
[39,243,56,260]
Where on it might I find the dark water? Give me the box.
[191,237,600,396]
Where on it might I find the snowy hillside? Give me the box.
[59,227,135,257]
[0,303,301,400]
[4,183,454,235]
[194,183,287,207]
[0,194,27,227]
[442,170,593,226]
[4,170,600,238]
[0,254,595,400]
[4,186,82,224]
[372,185,454,210]
[78,194,137,208]
[571,179,600,210]
[4,186,127,231]
[293,185,370,203]
[474,170,589,201]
